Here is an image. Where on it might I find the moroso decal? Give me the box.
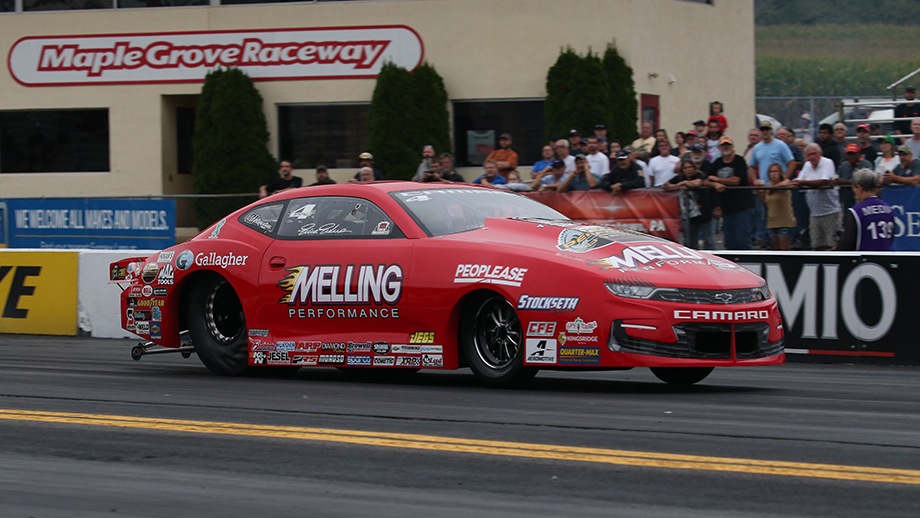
[9,26,424,86]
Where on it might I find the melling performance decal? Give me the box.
[278,263,403,319]
[591,243,707,272]
[9,26,424,87]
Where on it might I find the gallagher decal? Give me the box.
[9,26,424,86]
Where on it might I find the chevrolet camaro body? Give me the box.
[110,182,783,386]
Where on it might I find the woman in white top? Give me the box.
[875,136,899,174]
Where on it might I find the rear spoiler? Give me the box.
[109,256,148,284]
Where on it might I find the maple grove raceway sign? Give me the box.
[7,26,424,86]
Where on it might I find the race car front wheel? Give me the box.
[187,275,248,376]
[462,295,537,387]
[650,367,713,386]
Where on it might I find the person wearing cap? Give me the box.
[680,143,710,173]
[308,164,336,186]
[894,86,920,137]
[854,124,878,163]
[558,154,599,192]
[601,150,644,194]
[593,123,608,142]
[531,158,571,192]
[705,136,755,250]
[836,169,895,251]
[815,123,842,167]
[904,118,920,158]
[353,152,385,181]
[259,159,303,198]
[472,159,507,187]
[567,130,584,156]
[485,133,519,177]
[693,120,707,136]
[835,143,872,210]
[882,145,920,186]
[874,135,899,175]
[792,144,841,251]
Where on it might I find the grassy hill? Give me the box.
[756,24,919,96]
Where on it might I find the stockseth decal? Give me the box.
[517,295,579,311]
[525,339,557,364]
[454,264,527,287]
[9,26,424,86]
[527,321,557,337]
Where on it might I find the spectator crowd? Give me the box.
[272,96,919,251]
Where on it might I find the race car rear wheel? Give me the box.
[187,275,248,376]
[462,295,537,387]
[650,367,713,386]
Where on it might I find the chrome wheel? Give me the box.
[473,298,522,370]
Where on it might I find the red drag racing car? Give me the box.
[110,182,783,386]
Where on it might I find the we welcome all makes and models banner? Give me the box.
[7,26,424,86]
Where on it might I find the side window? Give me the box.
[238,202,284,236]
[277,197,402,240]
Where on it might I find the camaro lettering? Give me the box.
[279,264,402,305]
[673,310,769,321]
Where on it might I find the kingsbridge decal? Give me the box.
[8,26,424,86]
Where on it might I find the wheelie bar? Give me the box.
[130,331,194,361]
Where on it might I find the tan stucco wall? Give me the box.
[0,0,754,199]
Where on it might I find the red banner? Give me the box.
[523,189,681,241]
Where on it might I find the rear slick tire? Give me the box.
[187,275,248,376]
[650,367,714,386]
[462,295,537,387]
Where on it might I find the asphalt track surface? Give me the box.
[1,336,919,517]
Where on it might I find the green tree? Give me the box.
[602,43,638,145]
[564,51,612,140]
[367,62,451,180]
[192,68,275,229]
[545,47,582,139]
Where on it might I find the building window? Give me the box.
[118,0,207,8]
[23,0,113,11]
[1,0,14,12]
[277,103,369,169]
[176,107,196,175]
[0,109,110,173]
[451,100,545,168]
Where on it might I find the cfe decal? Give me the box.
[278,263,403,320]
[9,26,424,86]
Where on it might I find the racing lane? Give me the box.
[1,335,919,517]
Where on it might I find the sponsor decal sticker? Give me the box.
[319,354,345,365]
[275,341,295,352]
[195,252,248,268]
[557,226,618,254]
[322,342,346,353]
[279,263,402,320]
[176,250,194,270]
[267,351,290,365]
[517,295,579,311]
[346,355,372,366]
[419,345,442,354]
[252,351,266,365]
[250,339,275,352]
[565,317,598,335]
[347,341,372,353]
[391,344,421,354]
[453,264,527,287]
[408,331,434,344]
[592,244,705,272]
[373,356,396,366]
[526,321,557,337]
[141,285,153,297]
[135,321,150,335]
[422,354,443,367]
[208,219,226,239]
[371,221,391,236]
[292,355,319,366]
[249,329,270,337]
[558,346,601,365]
[141,263,159,284]
[372,342,390,355]
[296,341,321,352]
[151,306,161,321]
[157,251,175,263]
[525,338,557,364]
[157,263,175,285]
[153,287,168,297]
[149,321,161,339]
[395,356,421,367]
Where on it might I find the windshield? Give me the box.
[391,187,568,237]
